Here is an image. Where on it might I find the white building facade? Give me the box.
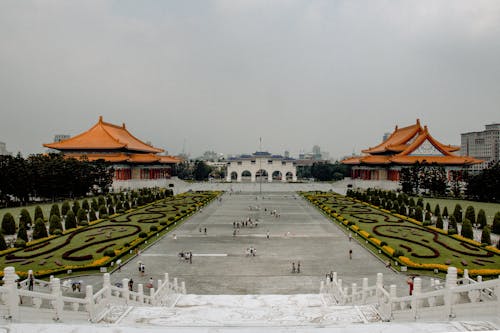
[226,152,297,182]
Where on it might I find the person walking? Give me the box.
[204,227,207,235]
[128,279,134,291]
[292,262,296,273]
[297,261,301,273]
[348,232,352,242]
[266,231,270,239]
[349,249,353,260]
[28,271,34,291]
[189,251,192,264]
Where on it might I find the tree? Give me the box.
[436,215,443,229]
[19,209,32,229]
[434,204,441,217]
[481,226,491,245]
[98,205,108,218]
[461,218,473,239]
[417,198,424,208]
[91,199,99,211]
[424,210,431,222]
[448,215,457,233]
[65,210,77,230]
[49,215,62,234]
[87,209,96,222]
[50,204,61,218]
[77,208,87,225]
[425,202,431,213]
[0,234,7,250]
[442,206,449,217]
[1,213,16,235]
[61,201,71,216]
[466,162,500,202]
[477,209,487,229]
[464,206,476,225]
[453,204,463,223]
[72,201,81,215]
[82,199,90,211]
[34,205,44,221]
[492,212,500,234]
[32,218,48,240]
[193,160,212,181]
[415,206,423,222]
[17,224,28,242]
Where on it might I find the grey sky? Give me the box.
[1,1,499,160]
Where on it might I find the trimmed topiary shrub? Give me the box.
[17,225,28,242]
[425,202,431,213]
[150,225,158,232]
[91,199,99,211]
[442,206,449,218]
[415,207,423,222]
[436,215,443,229]
[103,249,115,257]
[19,209,32,229]
[380,241,387,247]
[160,221,167,226]
[1,213,16,235]
[108,206,115,215]
[52,229,62,235]
[82,199,90,211]
[65,210,77,230]
[98,205,108,219]
[50,204,61,218]
[72,201,81,215]
[77,208,87,225]
[61,200,71,216]
[168,217,175,221]
[14,238,27,248]
[139,232,147,238]
[393,249,404,257]
[98,195,105,207]
[123,201,130,210]
[89,209,97,222]
[0,234,7,250]
[34,205,44,222]
[448,215,457,231]
[461,218,473,239]
[465,206,475,225]
[32,218,48,240]
[477,209,487,229]
[49,215,62,234]
[434,204,440,217]
[453,204,462,223]
[481,226,491,245]
[493,212,500,234]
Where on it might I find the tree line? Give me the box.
[0,153,114,207]
[399,162,500,203]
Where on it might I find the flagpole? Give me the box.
[259,137,262,195]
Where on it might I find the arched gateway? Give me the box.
[226,152,297,182]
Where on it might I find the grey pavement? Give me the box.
[68,191,419,296]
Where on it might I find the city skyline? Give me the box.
[1,1,499,159]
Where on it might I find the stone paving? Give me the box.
[71,190,415,295]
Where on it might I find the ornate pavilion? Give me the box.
[44,116,180,181]
[342,119,482,181]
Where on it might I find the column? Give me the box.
[3,267,19,321]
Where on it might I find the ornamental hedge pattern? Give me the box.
[301,192,500,277]
[0,190,221,278]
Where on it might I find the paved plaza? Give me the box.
[77,190,412,295]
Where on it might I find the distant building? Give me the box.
[343,119,482,181]
[43,116,180,183]
[54,134,70,143]
[226,152,297,182]
[461,123,500,172]
[0,142,11,156]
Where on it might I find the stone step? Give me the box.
[113,294,381,326]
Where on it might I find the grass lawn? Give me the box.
[0,191,220,277]
[413,197,500,225]
[302,192,500,277]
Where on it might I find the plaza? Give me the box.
[85,190,411,294]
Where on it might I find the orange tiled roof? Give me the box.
[65,152,179,164]
[343,120,482,166]
[43,116,164,154]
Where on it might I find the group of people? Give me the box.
[291,261,301,273]
[179,251,193,263]
[233,218,258,229]
[246,246,257,256]
[138,263,146,275]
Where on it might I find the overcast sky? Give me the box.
[1,1,499,160]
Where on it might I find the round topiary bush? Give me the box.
[393,249,404,257]
[52,229,62,235]
[168,217,175,221]
[14,239,27,248]
[139,232,147,238]
[380,241,387,247]
[103,249,115,257]
[150,225,158,232]
[1,213,16,235]
[160,221,167,226]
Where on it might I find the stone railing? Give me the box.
[320,267,500,322]
[0,267,186,323]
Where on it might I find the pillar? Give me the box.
[51,277,63,321]
[412,277,422,319]
[164,273,170,289]
[3,267,19,321]
[137,284,144,303]
[86,285,95,322]
[376,273,384,297]
[362,278,369,303]
[122,278,130,303]
[444,267,457,319]
[103,273,111,299]
[267,173,272,183]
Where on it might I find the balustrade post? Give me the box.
[444,267,457,319]
[362,278,368,303]
[3,267,19,321]
[351,283,357,302]
[477,276,482,283]
[86,285,95,322]
[181,281,186,294]
[412,277,422,320]
[51,277,63,321]
[173,278,179,292]
[389,284,397,319]
[164,273,170,289]
[333,272,337,283]
[103,273,111,299]
[122,278,130,304]
[497,278,500,318]
[320,280,325,293]
[137,284,144,303]
[376,273,383,297]
[463,269,469,284]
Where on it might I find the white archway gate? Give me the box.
[226,153,297,182]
